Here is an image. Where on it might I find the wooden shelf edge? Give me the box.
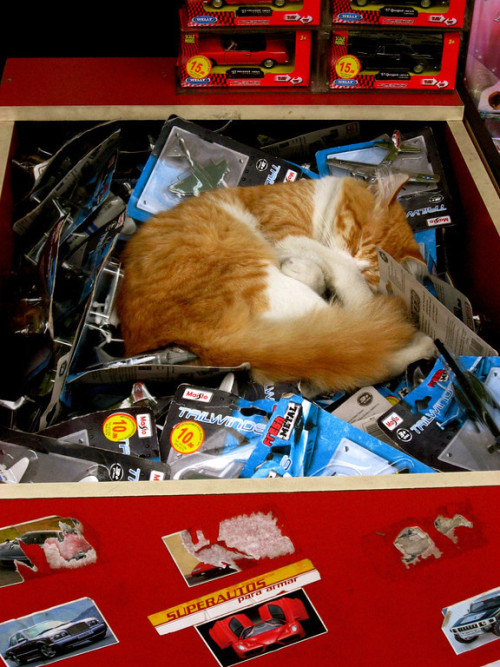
[2,470,500,500]
[0,103,465,123]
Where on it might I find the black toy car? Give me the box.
[349,36,441,73]
[4,617,107,664]
[450,593,500,644]
[352,0,448,7]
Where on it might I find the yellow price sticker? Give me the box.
[170,421,205,454]
[335,55,361,79]
[186,55,212,79]
[103,413,137,441]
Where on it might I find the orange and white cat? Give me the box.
[117,173,435,394]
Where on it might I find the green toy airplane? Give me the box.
[168,136,229,197]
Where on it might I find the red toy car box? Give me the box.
[330,0,466,28]
[328,29,460,91]
[181,0,322,28]
[178,30,312,88]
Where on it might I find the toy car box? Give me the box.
[177,29,312,88]
[330,0,466,28]
[328,29,460,91]
[181,0,322,28]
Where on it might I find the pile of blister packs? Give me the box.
[1,116,499,483]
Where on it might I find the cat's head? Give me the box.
[363,171,428,284]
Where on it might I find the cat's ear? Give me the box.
[369,172,410,207]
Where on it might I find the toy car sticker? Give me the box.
[0,517,97,589]
[0,598,117,666]
[148,558,320,635]
[163,509,296,587]
[198,590,327,665]
[442,585,500,654]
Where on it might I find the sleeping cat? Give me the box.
[117,173,435,394]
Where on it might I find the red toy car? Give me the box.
[209,597,309,659]
[198,35,290,69]
[205,0,289,7]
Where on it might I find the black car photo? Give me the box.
[0,531,64,571]
[3,617,108,664]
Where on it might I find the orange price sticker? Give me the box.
[170,421,205,454]
[186,55,212,79]
[103,413,137,441]
[335,55,361,79]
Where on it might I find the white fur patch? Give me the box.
[219,199,261,231]
[312,176,343,246]
[263,264,327,321]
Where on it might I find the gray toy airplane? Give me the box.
[326,130,441,184]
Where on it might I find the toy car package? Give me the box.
[316,126,456,234]
[330,0,466,28]
[328,29,460,91]
[182,0,322,28]
[177,28,311,89]
[127,117,311,223]
[377,355,500,471]
[0,425,169,483]
[240,394,436,478]
[160,382,289,478]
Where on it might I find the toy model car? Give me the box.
[450,593,500,643]
[205,0,289,7]
[209,597,308,659]
[198,35,290,68]
[4,617,107,663]
[349,36,441,73]
[351,0,447,7]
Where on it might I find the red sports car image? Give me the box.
[197,35,290,69]
[205,0,289,7]
[209,596,309,659]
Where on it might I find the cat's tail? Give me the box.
[203,295,433,393]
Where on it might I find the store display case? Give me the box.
[0,1,499,662]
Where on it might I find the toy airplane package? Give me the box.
[40,406,160,460]
[127,117,311,223]
[160,382,297,480]
[377,352,500,472]
[240,394,435,478]
[316,126,455,234]
[0,425,169,483]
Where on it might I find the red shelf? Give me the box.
[0,57,464,120]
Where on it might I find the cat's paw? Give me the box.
[354,258,372,272]
[281,256,326,295]
[388,332,437,376]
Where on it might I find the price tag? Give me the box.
[335,55,361,79]
[186,55,212,79]
[170,421,205,454]
[103,413,137,441]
